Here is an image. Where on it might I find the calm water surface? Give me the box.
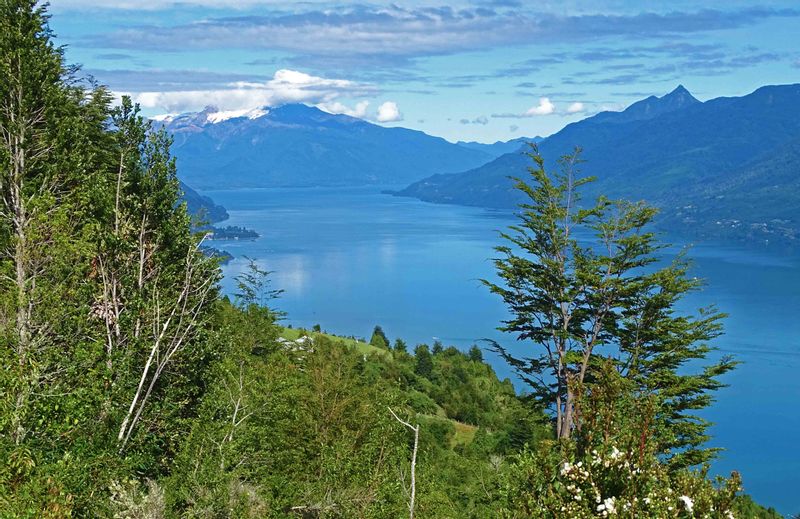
[206,186,799,515]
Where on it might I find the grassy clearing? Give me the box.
[279,327,390,356]
[452,421,478,447]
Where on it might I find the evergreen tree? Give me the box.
[468,345,483,363]
[394,338,408,353]
[414,344,434,379]
[484,144,735,466]
[369,324,390,349]
[235,256,282,309]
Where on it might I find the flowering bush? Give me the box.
[499,362,742,518]
[500,441,740,518]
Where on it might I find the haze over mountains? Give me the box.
[165,83,800,247]
[396,84,800,246]
[160,104,522,189]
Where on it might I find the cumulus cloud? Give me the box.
[318,100,370,118]
[525,97,555,116]
[494,98,594,118]
[376,101,403,123]
[566,102,585,113]
[123,68,373,113]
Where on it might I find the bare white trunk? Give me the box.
[117,243,213,452]
[389,407,420,519]
[7,87,32,445]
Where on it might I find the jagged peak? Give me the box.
[669,84,690,95]
[662,84,698,103]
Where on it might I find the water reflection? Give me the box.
[208,185,799,514]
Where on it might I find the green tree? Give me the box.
[235,256,283,309]
[394,338,408,353]
[370,324,390,349]
[0,1,123,513]
[90,97,221,459]
[484,145,735,466]
[414,345,434,379]
[468,345,483,363]
[0,5,223,506]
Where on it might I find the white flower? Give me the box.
[603,497,617,515]
[561,462,572,476]
[610,446,622,460]
[679,495,694,513]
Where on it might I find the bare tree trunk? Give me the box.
[563,381,574,440]
[117,244,214,452]
[114,152,125,235]
[7,94,33,445]
[134,212,148,340]
[389,408,419,519]
[555,392,563,438]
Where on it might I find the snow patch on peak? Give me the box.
[151,113,177,123]
[206,107,269,124]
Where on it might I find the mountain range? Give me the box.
[159,104,530,189]
[455,136,543,156]
[395,84,800,246]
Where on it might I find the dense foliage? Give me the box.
[484,144,736,468]
[0,2,788,517]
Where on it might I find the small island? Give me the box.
[202,225,260,241]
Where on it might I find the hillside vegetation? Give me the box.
[0,3,789,517]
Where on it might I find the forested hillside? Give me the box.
[396,84,800,247]
[181,181,229,224]
[0,2,788,517]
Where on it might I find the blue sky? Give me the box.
[49,0,800,142]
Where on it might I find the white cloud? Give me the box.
[376,101,403,123]
[124,68,372,113]
[566,102,585,114]
[317,100,370,118]
[525,97,555,116]
[53,0,317,10]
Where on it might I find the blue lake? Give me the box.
[206,185,799,515]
